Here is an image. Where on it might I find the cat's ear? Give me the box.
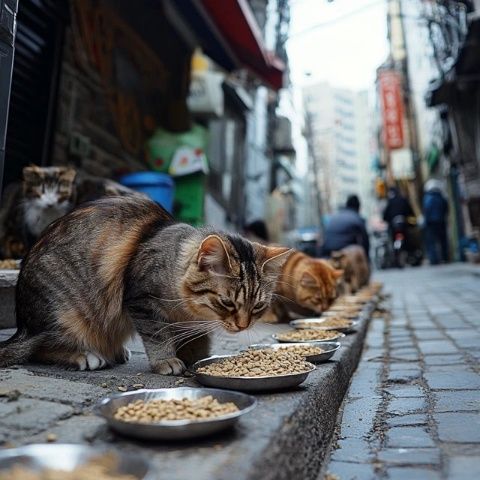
[60,168,77,182]
[260,246,292,274]
[333,269,344,279]
[197,235,232,274]
[300,271,317,287]
[23,165,41,182]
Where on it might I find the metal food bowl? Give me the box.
[247,341,341,363]
[289,318,358,333]
[0,444,153,479]
[321,310,359,319]
[192,355,315,392]
[272,331,346,343]
[95,387,256,440]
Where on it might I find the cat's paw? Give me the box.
[74,352,107,371]
[151,357,186,375]
[115,347,131,364]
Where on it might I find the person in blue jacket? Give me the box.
[423,179,449,265]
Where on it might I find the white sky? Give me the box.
[287,0,389,91]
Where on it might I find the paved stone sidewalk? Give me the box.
[323,264,480,480]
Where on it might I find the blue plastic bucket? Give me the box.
[119,172,175,213]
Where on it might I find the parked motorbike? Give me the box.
[390,215,423,268]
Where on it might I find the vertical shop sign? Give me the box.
[379,70,405,149]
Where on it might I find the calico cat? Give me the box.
[272,250,343,322]
[0,196,290,374]
[330,245,370,294]
[0,166,77,258]
[0,165,143,259]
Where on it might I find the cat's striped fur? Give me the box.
[0,196,290,374]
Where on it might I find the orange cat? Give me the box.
[330,245,370,294]
[271,250,343,322]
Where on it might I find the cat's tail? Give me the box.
[0,330,44,367]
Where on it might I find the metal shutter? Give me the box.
[3,0,66,186]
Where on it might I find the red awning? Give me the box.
[199,0,285,90]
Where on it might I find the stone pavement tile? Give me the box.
[387,413,428,427]
[327,461,377,480]
[389,363,421,372]
[339,396,382,439]
[388,369,422,383]
[385,385,424,398]
[433,390,480,412]
[413,330,446,341]
[418,340,458,355]
[388,353,421,362]
[444,329,477,338]
[389,347,418,356]
[27,414,104,444]
[447,455,480,480]
[387,467,441,480]
[378,448,441,465]
[454,336,480,349]
[435,412,480,443]
[435,317,471,329]
[388,397,426,415]
[330,438,373,463]
[412,321,438,330]
[0,399,73,430]
[0,369,107,404]
[425,371,480,390]
[387,427,435,448]
[345,365,382,397]
[423,354,465,366]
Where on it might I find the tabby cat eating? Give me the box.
[0,196,290,374]
[272,250,343,322]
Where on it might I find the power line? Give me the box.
[289,0,385,39]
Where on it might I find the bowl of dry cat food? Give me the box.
[289,317,358,333]
[327,304,363,315]
[0,444,153,479]
[192,349,316,392]
[0,259,20,270]
[247,342,341,363]
[322,310,359,319]
[95,387,256,440]
[272,329,345,343]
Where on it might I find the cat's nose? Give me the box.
[234,315,250,330]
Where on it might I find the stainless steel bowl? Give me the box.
[289,318,358,333]
[0,444,153,479]
[272,331,346,343]
[192,355,315,392]
[95,387,256,440]
[321,310,359,319]
[247,342,341,363]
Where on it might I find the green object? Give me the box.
[146,125,209,225]
[425,144,440,172]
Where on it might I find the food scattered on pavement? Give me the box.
[113,395,238,423]
[197,349,312,377]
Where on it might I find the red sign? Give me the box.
[379,70,405,150]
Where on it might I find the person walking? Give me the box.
[423,179,449,265]
[322,194,370,259]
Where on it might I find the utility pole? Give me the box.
[304,109,324,229]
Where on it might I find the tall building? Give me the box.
[302,82,374,218]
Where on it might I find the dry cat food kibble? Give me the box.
[310,318,353,329]
[0,454,135,480]
[197,349,312,377]
[276,329,341,342]
[113,395,239,423]
[273,345,324,357]
[0,259,18,270]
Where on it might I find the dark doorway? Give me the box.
[3,0,66,188]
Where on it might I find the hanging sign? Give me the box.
[379,70,405,150]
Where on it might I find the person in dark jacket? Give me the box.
[382,187,414,226]
[423,179,449,264]
[322,195,370,259]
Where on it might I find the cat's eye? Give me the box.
[219,297,235,309]
[252,301,267,312]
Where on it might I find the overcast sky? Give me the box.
[287,0,389,91]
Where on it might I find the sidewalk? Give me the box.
[323,264,480,480]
